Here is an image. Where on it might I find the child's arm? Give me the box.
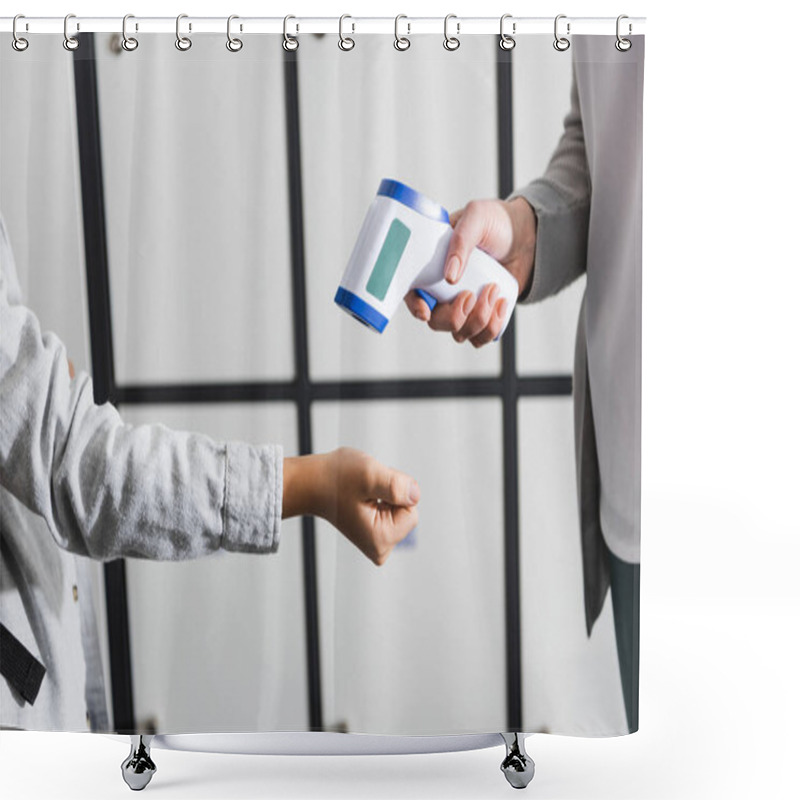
[1,219,418,570]
[1,261,282,562]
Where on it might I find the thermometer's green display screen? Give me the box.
[366,218,411,301]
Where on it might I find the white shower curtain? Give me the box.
[1,26,641,738]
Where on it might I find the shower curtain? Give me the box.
[0,21,643,740]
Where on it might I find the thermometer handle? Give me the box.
[413,245,519,336]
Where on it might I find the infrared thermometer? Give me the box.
[335,179,518,337]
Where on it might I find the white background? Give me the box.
[2,1,799,799]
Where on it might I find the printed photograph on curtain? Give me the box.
[0,29,643,740]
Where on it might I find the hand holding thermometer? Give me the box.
[335,179,519,338]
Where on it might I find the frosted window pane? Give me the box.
[0,35,89,373]
[312,399,505,734]
[97,36,295,385]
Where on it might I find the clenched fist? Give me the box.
[283,447,420,566]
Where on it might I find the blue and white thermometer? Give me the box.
[335,179,519,338]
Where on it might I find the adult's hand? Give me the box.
[404,196,537,347]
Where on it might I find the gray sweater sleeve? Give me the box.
[0,226,282,563]
[508,74,591,304]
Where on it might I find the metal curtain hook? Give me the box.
[553,14,570,51]
[12,14,29,51]
[338,14,355,51]
[283,15,298,51]
[63,14,80,51]
[615,14,632,51]
[499,14,515,51]
[226,15,242,52]
[394,14,410,51]
[121,14,138,51]
[443,14,460,51]
[176,13,192,51]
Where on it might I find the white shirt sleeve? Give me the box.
[0,216,282,562]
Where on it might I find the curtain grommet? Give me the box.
[176,14,192,51]
[226,15,243,52]
[394,15,411,51]
[615,15,632,51]
[553,14,570,51]
[12,14,29,51]
[499,14,516,51]
[283,15,299,51]
[443,14,460,51]
[121,14,138,52]
[63,14,80,51]
[338,14,355,51]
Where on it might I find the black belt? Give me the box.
[0,623,46,706]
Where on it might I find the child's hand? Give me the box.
[283,448,420,566]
